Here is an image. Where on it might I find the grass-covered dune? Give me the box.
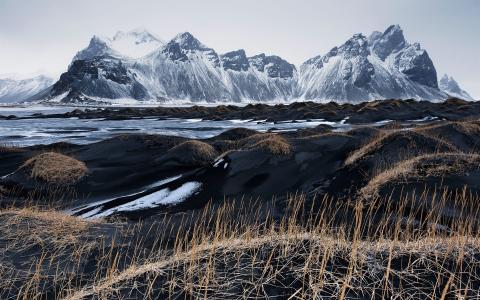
[2,113,480,298]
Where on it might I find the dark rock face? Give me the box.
[338,34,370,59]
[353,59,375,88]
[173,32,205,50]
[50,57,148,101]
[338,34,374,87]
[161,42,189,62]
[395,43,438,88]
[248,54,296,79]
[162,32,220,67]
[372,25,406,60]
[221,50,250,71]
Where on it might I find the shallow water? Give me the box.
[0,107,353,146]
[0,106,438,147]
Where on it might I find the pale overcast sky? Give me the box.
[0,0,478,98]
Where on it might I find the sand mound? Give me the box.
[414,121,480,151]
[21,152,87,185]
[214,128,259,141]
[168,140,218,166]
[239,133,292,155]
[345,130,458,166]
[361,153,480,199]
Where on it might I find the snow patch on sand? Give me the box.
[84,181,202,219]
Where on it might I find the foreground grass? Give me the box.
[3,121,480,299]
[2,189,480,299]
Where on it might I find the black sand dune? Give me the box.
[1,118,480,224]
[2,100,480,299]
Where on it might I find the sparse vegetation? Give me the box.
[38,191,480,299]
[239,133,292,155]
[3,115,480,299]
[345,129,458,166]
[361,152,480,200]
[20,152,87,185]
[168,140,218,165]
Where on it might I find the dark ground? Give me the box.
[1,99,480,299]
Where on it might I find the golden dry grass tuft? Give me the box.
[20,152,87,185]
[239,133,292,155]
[361,152,480,199]
[345,129,458,166]
[168,140,218,165]
[0,206,119,300]
[415,120,480,136]
[0,207,92,247]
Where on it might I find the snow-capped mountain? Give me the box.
[299,25,446,102]
[72,29,164,62]
[45,32,297,103]
[35,25,468,104]
[439,74,474,100]
[0,75,53,103]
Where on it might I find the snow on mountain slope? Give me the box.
[39,25,460,104]
[439,74,474,100]
[47,32,297,103]
[0,75,53,103]
[134,33,297,102]
[72,29,163,62]
[110,29,164,58]
[299,25,447,102]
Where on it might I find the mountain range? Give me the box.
[438,74,473,100]
[0,75,54,104]
[0,25,474,104]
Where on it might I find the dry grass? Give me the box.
[1,189,480,299]
[239,133,292,156]
[168,140,218,165]
[20,152,87,185]
[61,191,480,300]
[414,120,480,136]
[361,153,480,200]
[0,207,92,247]
[0,206,122,300]
[345,129,458,166]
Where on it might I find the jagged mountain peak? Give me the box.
[385,24,403,35]
[368,31,383,44]
[372,24,406,60]
[73,29,163,62]
[337,33,369,58]
[160,32,219,66]
[220,49,249,71]
[299,24,444,102]
[247,54,296,79]
[72,36,120,62]
[112,28,163,45]
[170,32,206,50]
[440,74,458,87]
[439,74,473,100]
